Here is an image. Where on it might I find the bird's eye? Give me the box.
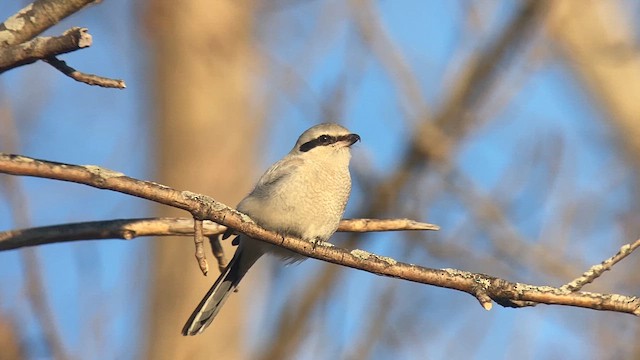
[318,135,331,143]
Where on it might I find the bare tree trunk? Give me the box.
[143,1,259,359]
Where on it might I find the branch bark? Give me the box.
[0,0,96,46]
[43,56,126,88]
[0,0,125,88]
[0,152,638,315]
[0,217,439,251]
[0,27,91,73]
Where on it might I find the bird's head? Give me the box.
[291,123,360,158]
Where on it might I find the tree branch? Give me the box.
[0,152,638,315]
[208,233,228,273]
[562,238,640,292]
[192,219,209,275]
[0,217,439,251]
[0,1,126,88]
[0,27,91,73]
[43,56,126,88]
[0,0,97,46]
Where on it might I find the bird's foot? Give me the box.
[310,238,333,250]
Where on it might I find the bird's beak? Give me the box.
[342,133,361,147]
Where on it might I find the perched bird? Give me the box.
[182,123,360,336]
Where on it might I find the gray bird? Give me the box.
[182,123,360,336]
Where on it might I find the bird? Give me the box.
[182,123,360,336]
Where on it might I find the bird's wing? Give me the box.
[256,156,305,189]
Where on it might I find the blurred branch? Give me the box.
[548,1,640,174]
[0,115,71,360]
[0,217,439,251]
[20,249,71,360]
[350,0,431,118]
[446,169,583,279]
[0,0,96,46]
[0,27,91,73]
[347,277,398,359]
[0,153,638,315]
[430,0,548,135]
[259,263,344,360]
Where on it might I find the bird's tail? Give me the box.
[181,239,262,336]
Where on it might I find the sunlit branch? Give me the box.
[44,57,126,89]
[0,27,91,73]
[0,153,638,316]
[0,217,439,251]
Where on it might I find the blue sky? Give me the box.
[1,1,638,359]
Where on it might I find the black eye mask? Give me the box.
[299,134,338,152]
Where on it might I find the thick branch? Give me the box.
[0,153,638,315]
[0,0,96,46]
[0,217,439,251]
[0,27,91,73]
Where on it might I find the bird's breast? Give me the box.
[241,159,351,242]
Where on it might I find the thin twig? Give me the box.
[0,217,439,251]
[44,56,126,89]
[562,238,640,292]
[338,218,439,231]
[192,219,208,276]
[0,216,438,276]
[208,235,228,273]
